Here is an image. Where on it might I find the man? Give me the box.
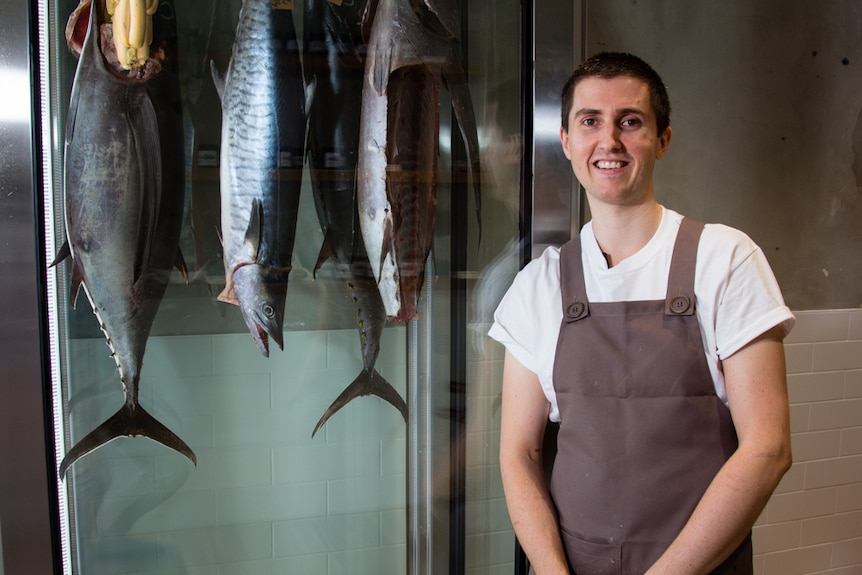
[489,52,794,575]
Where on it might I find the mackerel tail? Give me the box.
[312,369,408,437]
[59,400,196,479]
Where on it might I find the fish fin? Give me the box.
[175,248,189,283]
[69,262,84,309]
[49,239,72,268]
[210,60,226,103]
[409,0,456,39]
[372,47,393,95]
[442,62,482,243]
[244,198,263,260]
[128,94,163,283]
[58,402,196,479]
[313,228,338,279]
[217,283,238,305]
[377,215,395,282]
[312,368,407,437]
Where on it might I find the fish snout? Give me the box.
[232,265,289,357]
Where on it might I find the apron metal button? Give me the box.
[670,296,691,313]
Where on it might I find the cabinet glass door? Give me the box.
[39,0,525,573]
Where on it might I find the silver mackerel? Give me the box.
[213,0,305,356]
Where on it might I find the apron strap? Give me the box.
[561,217,706,321]
[559,235,589,323]
[665,217,705,316]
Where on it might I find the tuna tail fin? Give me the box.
[58,402,197,479]
[312,368,408,437]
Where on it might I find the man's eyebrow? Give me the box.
[573,108,601,117]
[573,106,648,118]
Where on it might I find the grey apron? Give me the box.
[547,217,752,575]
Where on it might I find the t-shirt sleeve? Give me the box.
[487,248,560,376]
[488,263,541,374]
[707,227,795,359]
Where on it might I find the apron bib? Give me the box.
[548,218,751,575]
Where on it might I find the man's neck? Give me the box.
[590,201,662,267]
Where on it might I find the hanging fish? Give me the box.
[56,0,193,478]
[357,0,481,323]
[303,0,407,435]
[211,0,305,356]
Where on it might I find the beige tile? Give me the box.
[842,428,862,456]
[805,456,862,489]
[850,310,862,340]
[773,462,806,494]
[791,430,842,462]
[753,552,765,575]
[753,521,801,553]
[767,489,837,523]
[785,343,814,374]
[786,310,850,344]
[837,484,862,513]
[847,370,862,399]
[813,341,862,372]
[810,399,862,431]
[788,372,846,403]
[833,536,862,567]
[790,404,811,433]
[761,543,832,575]
[801,510,862,545]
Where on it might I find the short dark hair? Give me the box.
[560,52,671,135]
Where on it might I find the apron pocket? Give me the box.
[560,529,622,575]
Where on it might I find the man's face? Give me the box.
[560,76,671,209]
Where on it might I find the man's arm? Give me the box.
[646,325,793,575]
[499,350,570,575]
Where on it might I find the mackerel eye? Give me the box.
[262,304,275,318]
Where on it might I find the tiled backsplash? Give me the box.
[65,328,412,575]
[754,309,862,575]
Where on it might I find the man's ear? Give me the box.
[560,126,572,159]
[656,125,672,159]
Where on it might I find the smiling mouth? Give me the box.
[595,160,627,169]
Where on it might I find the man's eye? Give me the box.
[621,118,642,128]
[581,118,597,127]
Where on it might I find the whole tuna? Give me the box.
[357,0,481,323]
[212,0,305,356]
[303,0,407,434]
[56,0,193,478]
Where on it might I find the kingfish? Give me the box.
[357,0,481,323]
[56,0,193,478]
[212,0,305,356]
[303,0,407,435]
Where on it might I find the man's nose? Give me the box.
[598,124,623,150]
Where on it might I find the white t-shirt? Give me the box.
[488,206,795,422]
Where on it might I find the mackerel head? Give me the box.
[212,0,305,356]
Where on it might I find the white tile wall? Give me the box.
[754,309,862,575]
[66,328,411,575]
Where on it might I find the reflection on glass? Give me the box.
[45,0,521,573]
